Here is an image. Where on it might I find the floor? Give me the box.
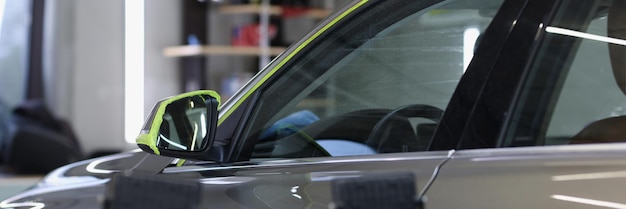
[0,169,42,200]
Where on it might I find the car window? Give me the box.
[503,0,626,147]
[240,0,505,159]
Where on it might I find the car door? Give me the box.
[427,0,626,208]
[156,0,524,208]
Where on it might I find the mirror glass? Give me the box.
[156,95,210,151]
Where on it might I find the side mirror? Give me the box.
[136,90,220,160]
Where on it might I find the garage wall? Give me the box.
[45,0,181,156]
[144,0,181,121]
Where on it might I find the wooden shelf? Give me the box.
[218,5,331,19]
[163,45,287,57]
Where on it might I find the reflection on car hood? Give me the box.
[0,150,148,209]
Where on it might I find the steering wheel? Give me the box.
[365,104,444,153]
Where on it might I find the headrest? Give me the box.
[570,116,626,144]
[608,0,626,95]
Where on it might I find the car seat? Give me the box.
[570,0,626,144]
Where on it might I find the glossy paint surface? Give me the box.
[4,0,626,208]
[5,145,626,209]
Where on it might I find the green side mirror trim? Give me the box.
[135,90,221,156]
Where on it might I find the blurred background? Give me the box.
[0,0,346,197]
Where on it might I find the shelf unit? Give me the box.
[170,1,334,95]
[162,4,330,58]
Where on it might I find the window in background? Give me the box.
[0,0,30,107]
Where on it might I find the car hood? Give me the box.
[0,150,152,209]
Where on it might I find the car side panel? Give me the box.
[162,151,451,208]
[426,144,626,209]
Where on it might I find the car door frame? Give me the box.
[439,0,563,150]
[200,0,463,163]
[166,0,538,169]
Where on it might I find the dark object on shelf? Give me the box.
[330,171,424,209]
[1,99,83,174]
[232,23,278,46]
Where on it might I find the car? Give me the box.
[3,0,626,208]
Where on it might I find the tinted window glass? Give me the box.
[243,0,504,158]
[504,0,626,146]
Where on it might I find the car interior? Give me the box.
[569,0,626,144]
[503,0,626,147]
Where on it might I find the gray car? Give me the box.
[3,0,626,208]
